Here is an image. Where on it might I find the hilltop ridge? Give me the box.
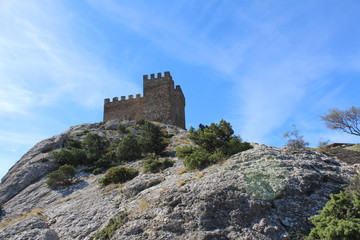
[0,120,357,239]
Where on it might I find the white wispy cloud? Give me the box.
[0,0,138,114]
[0,0,139,178]
[87,0,360,146]
[86,0,249,75]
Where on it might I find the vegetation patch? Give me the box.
[306,173,360,240]
[98,166,139,186]
[52,148,87,166]
[138,199,150,212]
[92,212,129,240]
[242,158,288,200]
[116,135,141,162]
[46,164,77,189]
[138,121,168,155]
[308,190,360,240]
[47,122,171,189]
[117,123,129,133]
[0,208,44,230]
[55,196,78,205]
[143,156,175,173]
[176,120,252,170]
[345,144,360,152]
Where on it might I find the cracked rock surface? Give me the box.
[0,121,356,239]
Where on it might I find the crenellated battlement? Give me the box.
[143,71,172,81]
[104,94,142,104]
[104,71,185,129]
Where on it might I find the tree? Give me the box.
[116,135,141,162]
[283,125,309,150]
[138,121,168,155]
[321,106,360,136]
[52,148,87,166]
[177,120,252,170]
[47,164,77,188]
[98,166,138,185]
[189,119,251,155]
[81,133,109,162]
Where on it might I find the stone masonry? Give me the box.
[104,71,186,129]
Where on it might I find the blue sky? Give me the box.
[1,0,360,179]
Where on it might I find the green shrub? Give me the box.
[308,190,360,240]
[177,120,252,170]
[62,137,82,149]
[81,133,109,163]
[116,135,141,162]
[93,212,129,240]
[223,137,253,156]
[189,120,234,153]
[118,124,128,133]
[52,148,87,166]
[99,166,139,186]
[136,119,146,125]
[93,151,117,169]
[175,145,197,159]
[92,168,103,175]
[183,149,212,170]
[139,121,168,155]
[189,120,252,155]
[208,149,227,163]
[143,156,175,173]
[47,164,77,188]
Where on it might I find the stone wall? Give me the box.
[103,72,185,129]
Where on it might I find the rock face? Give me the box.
[0,121,356,239]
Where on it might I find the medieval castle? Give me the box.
[104,71,186,129]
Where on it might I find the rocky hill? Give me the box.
[0,120,357,240]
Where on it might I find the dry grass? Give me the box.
[178,180,186,186]
[0,208,44,230]
[346,144,360,152]
[138,199,150,212]
[101,183,122,195]
[55,196,78,205]
[196,171,204,179]
[177,168,187,175]
[179,139,190,144]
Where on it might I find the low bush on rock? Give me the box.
[116,135,141,162]
[52,148,87,166]
[138,121,168,155]
[143,156,175,173]
[117,123,129,133]
[115,121,170,162]
[176,120,252,170]
[308,174,360,240]
[46,164,77,188]
[98,166,139,186]
[308,190,360,240]
[176,145,198,159]
[92,167,103,175]
[93,212,129,240]
[181,148,212,170]
[81,133,109,163]
[62,137,82,149]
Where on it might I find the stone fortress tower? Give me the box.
[104,71,186,129]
